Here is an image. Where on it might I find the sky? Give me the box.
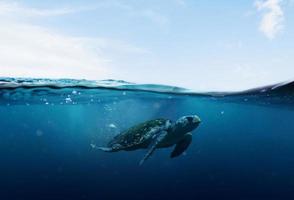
[0,0,293,91]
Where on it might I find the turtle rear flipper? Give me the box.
[97,147,114,152]
[139,130,168,165]
[170,133,192,158]
[91,144,114,152]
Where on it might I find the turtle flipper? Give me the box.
[170,133,192,158]
[91,144,114,152]
[139,130,168,165]
[97,147,114,152]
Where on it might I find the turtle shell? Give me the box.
[107,118,168,150]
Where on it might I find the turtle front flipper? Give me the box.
[170,133,192,158]
[139,130,168,165]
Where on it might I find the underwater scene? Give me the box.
[1,77,294,200]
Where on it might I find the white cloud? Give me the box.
[255,0,284,39]
[0,1,147,80]
[0,1,109,79]
[0,1,95,17]
[0,22,112,79]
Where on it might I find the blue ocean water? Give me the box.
[0,77,294,200]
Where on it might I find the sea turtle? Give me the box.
[96,115,201,165]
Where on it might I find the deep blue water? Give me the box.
[1,78,294,200]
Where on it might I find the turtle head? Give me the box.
[174,115,201,133]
